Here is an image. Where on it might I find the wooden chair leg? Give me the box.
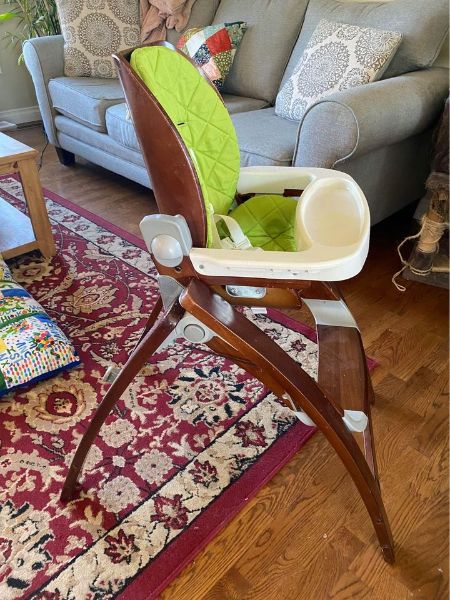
[60,300,184,501]
[303,292,379,467]
[180,280,394,563]
[315,323,379,476]
[134,293,163,347]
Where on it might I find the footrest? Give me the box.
[343,410,368,433]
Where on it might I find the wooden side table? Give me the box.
[0,133,56,260]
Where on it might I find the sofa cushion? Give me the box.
[166,0,221,46]
[231,108,299,166]
[105,104,140,151]
[223,94,270,114]
[212,0,309,103]
[282,0,449,86]
[105,96,271,152]
[55,115,145,168]
[276,19,402,121]
[49,77,124,132]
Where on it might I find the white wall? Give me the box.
[0,15,39,124]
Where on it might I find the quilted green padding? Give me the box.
[230,194,298,251]
[131,46,240,246]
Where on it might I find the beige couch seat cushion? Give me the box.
[231,107,299,167]
[105,96,270,152]
[49,77,124,132]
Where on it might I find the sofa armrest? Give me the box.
[23,35,64,146]
[294,67,449,169]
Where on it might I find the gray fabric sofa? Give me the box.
[24,0,449,224]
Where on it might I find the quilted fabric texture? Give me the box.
[0,263,80,397]
[176,22,247,91]
[131,45,303,252]
[131,45,240,246]
[230,195,298,251]
[56,0,140,78]
[276,19,402,121]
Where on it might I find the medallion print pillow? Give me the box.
[275,19,402,121]
[0,267,80,397]
[56,0,140,78]
[176,22,247,91]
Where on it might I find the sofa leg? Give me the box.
[55,147,75,166]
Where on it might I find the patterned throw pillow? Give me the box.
[56,0,140,78]
[176,22,247,91]
[0,256,12,281]
[275,19,402,121]
[0,259,80,397]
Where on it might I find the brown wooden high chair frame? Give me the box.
[60,42,394,564]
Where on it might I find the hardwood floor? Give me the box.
[9,126,449,599]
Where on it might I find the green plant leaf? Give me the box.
[1,0,61,51]
[0,12,16,22]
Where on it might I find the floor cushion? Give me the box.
[0,258,13,281]
[0,257,80,398]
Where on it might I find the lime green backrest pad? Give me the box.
[131,46,240,246]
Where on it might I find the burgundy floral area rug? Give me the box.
[0,176,322,599]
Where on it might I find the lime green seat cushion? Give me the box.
[230,194,298,251]
[130,46,299,253]
[130,46,240,247]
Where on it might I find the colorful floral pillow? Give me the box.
[0,258,80,397]
[0,255,12,281]
[176,22,247,91]
[275,19,402,121]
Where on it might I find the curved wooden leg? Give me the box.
[60,300,184,501]
[181,280,394,563]
[303,295,379,473]
[134,293,163,346]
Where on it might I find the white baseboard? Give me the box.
[0,106,42,125]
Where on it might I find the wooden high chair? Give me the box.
[61,42,394,564]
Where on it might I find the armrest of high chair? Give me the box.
[189,167,370,282]
[235,166,356,194]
